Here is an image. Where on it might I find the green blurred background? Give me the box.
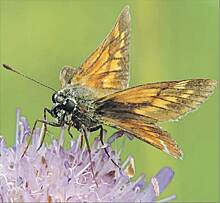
[0,0,219,202]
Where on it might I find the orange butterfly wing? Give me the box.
[96,79,217,122]
[95,79,216,158]
[101,117,183,159]
[60,6,130,98]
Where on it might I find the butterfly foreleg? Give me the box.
[80,132,84,149]
[36,119,62,151]
[21,108,62,158]
[38,107,64,150]
[42,107,51,138]
[67,123,74,139]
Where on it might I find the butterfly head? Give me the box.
[50,89,78,123]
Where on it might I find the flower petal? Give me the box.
[144,167,174,202]
[0,111,175,202]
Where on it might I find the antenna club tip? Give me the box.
[2,64,13,71]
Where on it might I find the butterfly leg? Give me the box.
[38,107,63,151]
[81,125,98,187]
[68,123,84,147]
[89,125,120,169]
[42,107,52,138]
[67,124,74,139]
[36,120,62,151]
[21,109,62,158]
[37,107,54,150]
[68,122,85,148]
[22,119,62,157]
[80,132,84,149]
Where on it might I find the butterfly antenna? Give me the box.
[2,64,56,92]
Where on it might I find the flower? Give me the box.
[0,110,176,202]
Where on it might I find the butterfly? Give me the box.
[3,6,216,161]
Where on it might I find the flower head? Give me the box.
[0,110,176,202]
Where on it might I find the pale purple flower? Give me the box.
[0,110,176,202]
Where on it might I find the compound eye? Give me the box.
[56,95,64,103]
[52,92,65,103]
